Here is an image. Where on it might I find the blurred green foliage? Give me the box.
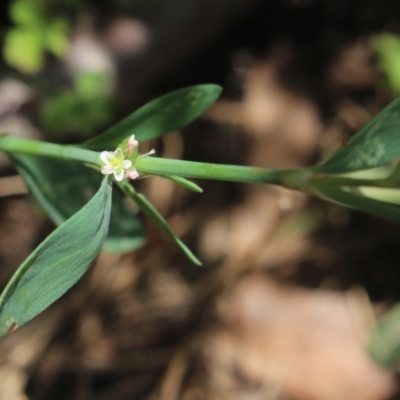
[41,72,113,138]
[4,0,70,74]
[373,33,400,94]
[2,0,165,138]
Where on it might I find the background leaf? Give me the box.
[10,154,145,253]
[0,177,112,337]
[3,27,44,74]
[81,84,222,150]
[311,181,400,223]
[372,34,400,94]
[368,303,400,368]
[9,0,45,27]
[44,18,69,58]
[312,96,400,174]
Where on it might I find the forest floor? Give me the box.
[0,1,399,399]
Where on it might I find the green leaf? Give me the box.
[44,18,69,58]
[9,0,45,26]
[357,187,400,205]
[311,182,400,223]
[0,177,112,337]
[74,72,109,99]
[41,90,113,138]
[117,181,202,266]
[3,27,44,74]
[312,97,400,174]
[159,175,203,193]
[369,303,400,368]
[372,34,400,94]
[81,84,222,150]
[10,154,145,253]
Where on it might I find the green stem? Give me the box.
[0,136,283,185]
[0,136,100,165]
[7,136,393,190]
[135,156,282,184]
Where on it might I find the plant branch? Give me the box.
[0,136,100,165]
[135,156,282,185]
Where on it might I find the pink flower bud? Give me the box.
[126,135,139,154]
[127,168,139,180]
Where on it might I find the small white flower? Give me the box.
[100,148,132,181]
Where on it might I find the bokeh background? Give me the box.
[1,0,400,399]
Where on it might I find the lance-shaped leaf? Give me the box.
[10,154,145,253]
[80,84,222,150]
[369,303,400,368]
[358,187,400,205]
[311,181,400,223]
[117,181,202,266]
[0,177,112,337]
[158,175,203,193]
[312,96,400,174]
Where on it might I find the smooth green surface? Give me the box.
[312,96,400,173]
[311,182,400,223]
[135,156,282,184]
[0,135,282,187]
[158,175,203,193]
[10,154,145,253]
[81,84,222,150]
[0,177,112,337]
[0,135,100,165]
[358,187,400,205]
[0,136,282,186]
[369,303,400,368]
[118,181,202,265]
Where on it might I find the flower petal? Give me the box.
[123,160,132,169]
[114,169,125,181]
[101,165,114,174]
[114,148,124,161]
[100,151,113,164]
